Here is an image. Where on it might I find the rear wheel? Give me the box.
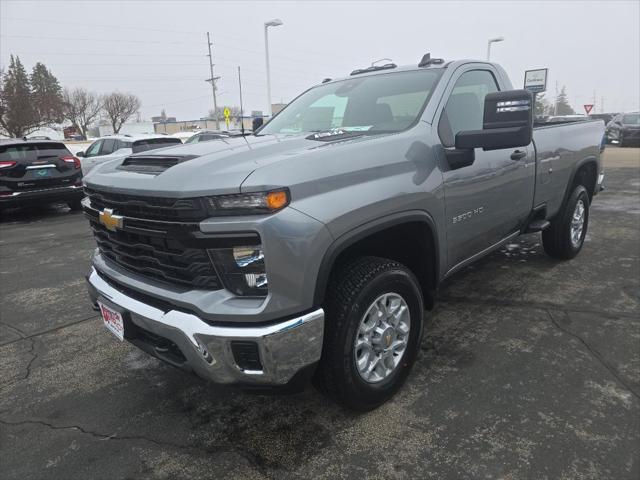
[542,185,589,259]
[315,256,424,411]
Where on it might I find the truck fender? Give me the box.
[312,210,440,307]
[562,156,599,207]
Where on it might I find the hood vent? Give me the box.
[117,155,198,174]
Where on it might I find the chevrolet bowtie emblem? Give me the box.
[99,208,123,232]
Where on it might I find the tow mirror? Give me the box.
[455,90,533,151]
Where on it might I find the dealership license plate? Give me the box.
[98,301,125,341]
[32,168,52,178]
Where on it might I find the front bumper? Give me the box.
[0,185,84,206]
[87,268,324,386]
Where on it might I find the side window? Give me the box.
[85,140,103,157]
[100,139,116,155]
[438,70,499,147]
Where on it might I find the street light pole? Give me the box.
[264,18,283,118]
[486,36,505,61]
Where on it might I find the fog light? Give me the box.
[208,242,268,296]
[233,246,264,268]
[244,273,268,288]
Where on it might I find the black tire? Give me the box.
[542,185,590,260]
[314,256,424,411]
[618,131,625,147]
[67,198,83,211]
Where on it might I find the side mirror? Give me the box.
[76,151,85,157]
[455,90,533,151]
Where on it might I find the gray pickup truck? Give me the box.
[84,56,605,410]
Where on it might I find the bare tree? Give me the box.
[62,87,103,137]
[103,92,141,133]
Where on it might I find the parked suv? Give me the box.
[605,112,640,146]
[0,139,83,211]
[78,134,182,174]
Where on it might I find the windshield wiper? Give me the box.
[306,128,394,141]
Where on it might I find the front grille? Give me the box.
[90,220,220,290]
[85,187,209,222]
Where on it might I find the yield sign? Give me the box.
[583,104,594,115]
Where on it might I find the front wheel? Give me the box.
[618,131,626,147]
[67,198,83,211]
[542,185,590,259]
[315,256,424,411]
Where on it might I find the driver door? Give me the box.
[438,68,535,271]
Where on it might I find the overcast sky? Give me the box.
[1,0,639,120]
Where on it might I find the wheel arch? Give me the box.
[564,157,599,204]
[313,211,440,310]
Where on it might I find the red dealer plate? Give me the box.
[98,301,124,341]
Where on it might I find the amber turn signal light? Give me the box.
[265,190,289,210]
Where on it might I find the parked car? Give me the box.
[184,130,230,144]
[169,131,196,143]
[545,114,587,124]
[0,139,83,211]
[184,129,250,144]
[589,113,616,125]
[77,134,182,174]
[605,112,640,146]
[83,56,604,410]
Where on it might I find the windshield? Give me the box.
[259,69,443,136]
[622,114,640,125]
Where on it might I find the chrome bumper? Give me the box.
[87,268,324,386]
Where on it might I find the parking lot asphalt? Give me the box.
[1,146,639,480]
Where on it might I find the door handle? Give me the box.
[510,150,527,161]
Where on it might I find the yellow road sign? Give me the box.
[223,107,230,119]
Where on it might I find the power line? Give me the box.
[0,33,195,46]
[2,51,205,57]
[1,16,359,63]
[1,16,204,37]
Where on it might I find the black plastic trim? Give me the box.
[312,211,439,306]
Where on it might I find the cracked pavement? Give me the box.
[1,146,639,479]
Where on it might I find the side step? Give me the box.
[525,219,551,233]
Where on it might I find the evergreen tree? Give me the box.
[0,55,37,137]
[31,62,64,125]
[534,92,549,117]
[555,86,575,115]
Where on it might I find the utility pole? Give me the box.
[238,66,245,135]
[206,32,220,130]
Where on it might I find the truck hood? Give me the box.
[83,133,385,197]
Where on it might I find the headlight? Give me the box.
[206,189,290,216]
[208,244,268,296]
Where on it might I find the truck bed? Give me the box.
[532,119,604,218]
